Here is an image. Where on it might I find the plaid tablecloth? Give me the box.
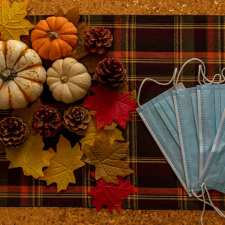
[1,15,225,210]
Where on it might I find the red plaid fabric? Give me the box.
[0,15,225,210]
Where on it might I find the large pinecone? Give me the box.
[0,117,29,147]
[95,57,127,88]
[63,106,91,135]
[84,27,113,54]
[32,106,62,138]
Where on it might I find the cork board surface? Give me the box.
[2,0,225,225]
[28,0,225,15]
[1,208,225,225]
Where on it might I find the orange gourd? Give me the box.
[31,16,78,61]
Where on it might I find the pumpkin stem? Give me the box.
[0,69,17,81]
[60,75,69,83]
[48,31,59,40]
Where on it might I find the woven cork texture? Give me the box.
[2,0,225,225]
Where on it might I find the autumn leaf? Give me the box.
[6,134,54,179]
[80,53,105,74]
[0,0,33,40]
[83,137,133,183]
[90,178,138,212]
[81,119,124,147]
[84,87,137,129]
[12,99,42,126]
[104,122,117,130]
[55,6,80,25]
[72,22,89,60]
[40,136,85,192]
[64,7,80,26]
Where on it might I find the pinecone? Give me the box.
[0,117,29,147]
[95,57,127,88]
[63,106,91,135]
[84,27,113,54]
[32,106,62,138]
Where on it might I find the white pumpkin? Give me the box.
[0,40,46,109]
[47,57,91,103]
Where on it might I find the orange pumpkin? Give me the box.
[31,16,78,61]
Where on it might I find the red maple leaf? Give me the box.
[84,87,136,129]
[89,178,138,213]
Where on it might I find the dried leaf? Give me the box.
[12,99,42,126]
[0,0,33,40]
[41,136,85,192]
[65,7,80,25]
[55,6,65,17]
[83,137,133,183]
[84,87,137,129]
[81,119,124,147]
[104,122,117,130]
[71,22,89,60]
[55,6,80,25]
[6,134,55,179]
[90,178,138,213]
[80,53,106,74]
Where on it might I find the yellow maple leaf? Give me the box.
[12,99,42,126]
[0,0,33,40]
[40,137,85,192]
[84,137,133,183]
[6,134,54,179]
[81,119,124,147]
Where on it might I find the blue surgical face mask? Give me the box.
[137,85,189,194]
[153,83,185,146]
[214,84,225,129]
[197,84,217,179]
[173,88,199,194]
[198,84,225,183]
[137,58,225,222]
[201,109,225,193]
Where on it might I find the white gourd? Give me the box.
[47,57,91,104]
[0,40,46,109]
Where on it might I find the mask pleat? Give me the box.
[137,91,188,193]
[197,85,217,179]
[173,88,200,193]
[201,110,225,193]
[154,99,179,145]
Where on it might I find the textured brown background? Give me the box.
[28,0,225,15]
[2,0,225,225]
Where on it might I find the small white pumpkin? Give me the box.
[47,57,91,103]
[0,40,46,109]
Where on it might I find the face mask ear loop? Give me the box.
[174,58,206,85]
[203,183,225,219]
[137,57,206,107]
[200,183,206,225]
[202,66,225,84]
[220,67,225,83]
[191,188,210,206]
[191,184,215,225]
[137,67,178,107]
[198,64,206,85]
[193,183,225,225]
